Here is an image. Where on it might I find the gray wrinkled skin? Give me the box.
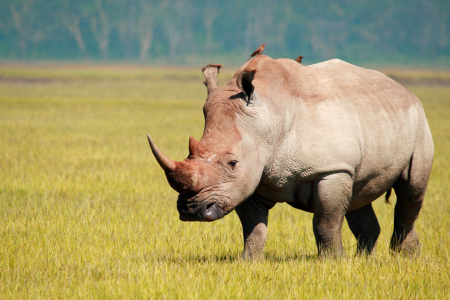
[148,56,434,259]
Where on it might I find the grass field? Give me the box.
[1,63,449,299]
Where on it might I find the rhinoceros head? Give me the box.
[148,57,296,221]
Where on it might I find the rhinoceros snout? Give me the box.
[177,198,224,222]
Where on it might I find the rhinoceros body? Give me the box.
[148,56,433,258]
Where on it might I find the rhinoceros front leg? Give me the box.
[235,194,276,260]
[312,172,352,258]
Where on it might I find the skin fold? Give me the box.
[148,55,434,259]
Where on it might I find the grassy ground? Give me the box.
[0,64,449,299]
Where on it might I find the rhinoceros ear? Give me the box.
[202,63,222,96]
[237,71,254,101]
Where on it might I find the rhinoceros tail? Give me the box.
[385,188,392,204]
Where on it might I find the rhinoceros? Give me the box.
[147,56,434,259]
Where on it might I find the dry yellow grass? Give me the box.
[0,64,449,299]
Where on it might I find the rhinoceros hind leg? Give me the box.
[235,194,276,261]
[390,111,433,255]
[390,175,428,254]
[313,172,352,258]
[345,203,380,255]
[390,183,424,254]
[390,149,432,254]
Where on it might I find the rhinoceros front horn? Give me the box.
[147,134,176,172]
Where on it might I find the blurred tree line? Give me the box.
[0,0,449,65]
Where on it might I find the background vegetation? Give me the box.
[1,0,450,66]
[0,64,449,299]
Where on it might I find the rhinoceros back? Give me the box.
[286,59,431,206]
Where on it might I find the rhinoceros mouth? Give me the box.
[204,203,225,221]
[177,198,225,222]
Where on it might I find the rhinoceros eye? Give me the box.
[228,160,238,170]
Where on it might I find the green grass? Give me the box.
[380,69,450,85]
[0,63,235,83]
[0,64,449,299]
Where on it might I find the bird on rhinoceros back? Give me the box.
[247,44,265,61]
[295,55,303,63]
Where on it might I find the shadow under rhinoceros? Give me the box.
[163,252,319,263]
